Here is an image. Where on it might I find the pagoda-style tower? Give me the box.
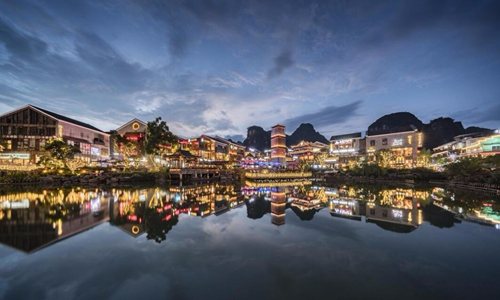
[270,188,286,226]
[271,124,286,167]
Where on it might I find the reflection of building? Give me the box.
[0,189,110,253]
[271,124,287,167]
[329,199,362,221]
[326,186,425,233]
[0,104,110,167]
[270,188,286,226]
[366,126,423,168]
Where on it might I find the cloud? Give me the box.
[283,100,363,130]
[267,49,294,79]
[452,103,500,125]
[365,0,500,49]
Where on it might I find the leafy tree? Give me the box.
[375,149,393,168]
[484,154,500,170]
[37,138,82,172]
[444,156,483,177]
[417,148,432,168]
[114,134,141,169]
[144,117,178,169]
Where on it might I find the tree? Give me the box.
[66,159,87,174]
[417,148,432,168]
[313,148,328,166]
[484,154,500,170]
[445,156,483,177]
[114,134,141,169]
[375,149,393,168]
[144,117,178,169]
[37,138,82,172]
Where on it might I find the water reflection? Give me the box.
[0,182,499,254]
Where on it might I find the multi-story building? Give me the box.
[188,136,215,161]
[289,141,329,166]
[329,132,366,166]
[432,130,500,160]
[271,124,287,167]
[365,125,423,168]
[111,118,147,159]
[0,104,110,166]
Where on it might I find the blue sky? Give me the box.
[0,0,499,141]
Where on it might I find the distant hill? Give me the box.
[421,117,464,150]
[241,112,491,152]
[288,123,329,146]
[367,112,423,136]
[368,112,491,149]
[242,123,328,151]
[242,126,271,151]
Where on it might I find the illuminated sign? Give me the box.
[331,148,356,154]
[392,210,403,218]
[392,139,403,146]
[90,147,101,156]
[0,153,30,160]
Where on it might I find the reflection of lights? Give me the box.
[131,225,140,235]
[392,210,403,218]
[91,197,101,212]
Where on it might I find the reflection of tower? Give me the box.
[271,188,286,226]
[271,124,287,167]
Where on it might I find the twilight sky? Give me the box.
[0,0,499,141]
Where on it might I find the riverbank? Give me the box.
[0,168,242,186]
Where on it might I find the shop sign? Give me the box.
[90,147,101,156]
[0,153,30,160]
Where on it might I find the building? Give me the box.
[289,141,329,163]
[0,104,110,167]
[271,124,287,167]
[329,132,366,167]
[111,118,147,160]
[432,130,500,160]
[365,125,423,168]
[188,136,215,161]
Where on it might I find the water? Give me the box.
[0,182,499,300]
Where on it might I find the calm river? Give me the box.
[0,182,499,300]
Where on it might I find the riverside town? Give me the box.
[1,1,500,300]
[0,104,499,180]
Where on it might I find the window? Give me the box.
[6,140,11,150]
[370,140,375,146]
[39,139,45,150]
[370,208,375,215]
[493,146,499,151]
[382,210,388,217]
[382,138,388,145]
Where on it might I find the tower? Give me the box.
[271,124,286,167]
